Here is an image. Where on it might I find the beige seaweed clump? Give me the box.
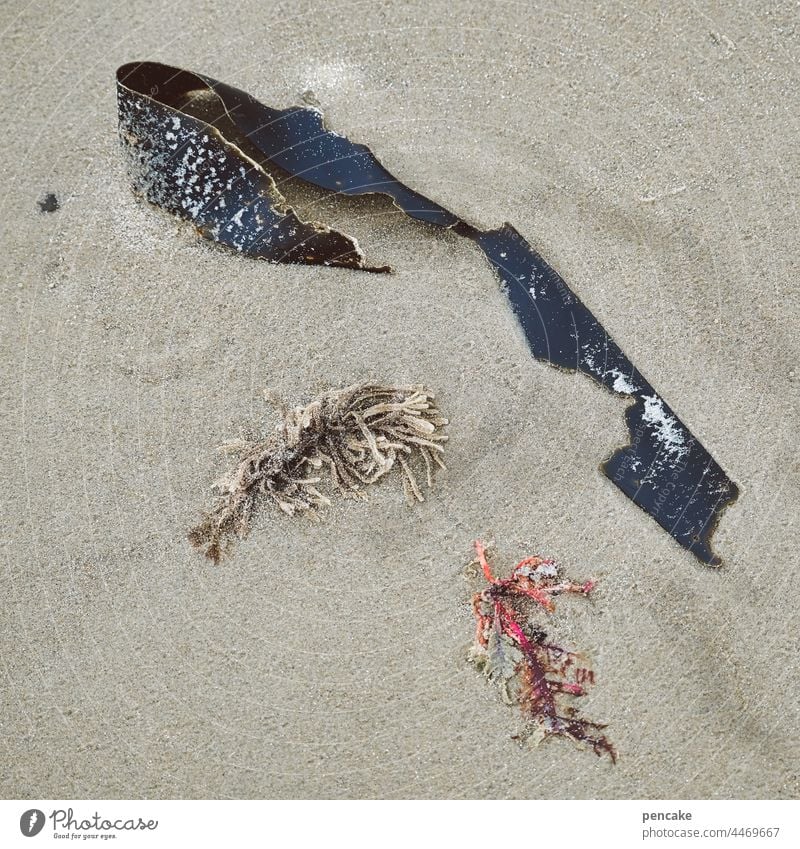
[188,383,448,562]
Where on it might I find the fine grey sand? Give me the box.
[2,0,798,799]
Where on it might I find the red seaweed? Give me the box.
[469,540,616,761]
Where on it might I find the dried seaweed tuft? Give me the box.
[469,540,616,761]
[189,383,448,562]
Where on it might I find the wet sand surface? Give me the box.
[2,0,798,798]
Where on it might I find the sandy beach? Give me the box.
[1,0,798,798]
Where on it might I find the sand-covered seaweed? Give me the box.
[189,383,448,562]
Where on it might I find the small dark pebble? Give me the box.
[37,193,59,213]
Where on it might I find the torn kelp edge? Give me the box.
[119,61,738,564]
[116,64,388,271]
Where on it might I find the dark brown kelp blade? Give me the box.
[117,61,738,564]
[116,63,387,271]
